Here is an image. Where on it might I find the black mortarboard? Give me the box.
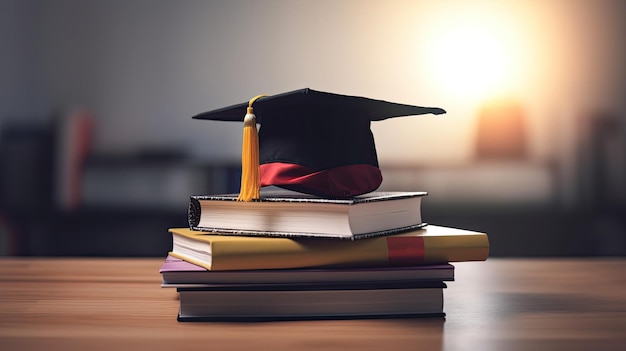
[193,88,445,200]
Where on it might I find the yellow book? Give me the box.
[169,225,489,271]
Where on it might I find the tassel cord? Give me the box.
[237,94,267,201]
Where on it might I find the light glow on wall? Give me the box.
[422,4,535,103]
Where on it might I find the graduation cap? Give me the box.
[193,88,445,201]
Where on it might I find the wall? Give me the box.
[1,0,624,256]
[3,0,622,163]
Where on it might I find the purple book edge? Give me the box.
[159,255,454,273]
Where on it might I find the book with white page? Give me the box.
[188,188,427,239]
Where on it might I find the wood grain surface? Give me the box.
[1,257,624,351]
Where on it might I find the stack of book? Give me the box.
[160,189,489,321]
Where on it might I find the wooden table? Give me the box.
[1,258,624,351]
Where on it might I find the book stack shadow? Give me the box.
[159,189,489,321]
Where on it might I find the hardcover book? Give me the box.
[168,224,489,271]
[176,281,447,321]
[188,189,427,239]
[160,255,454,286]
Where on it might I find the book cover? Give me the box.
[176,281,446,321]
[160,255,454,286]
[188,189,427,239]
[168,224,489,271]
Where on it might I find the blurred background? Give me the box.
[0,0,624,257]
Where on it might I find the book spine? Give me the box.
[188,197,201,228]
[421,235,490,263]
[172,229,489,271]
[386,235,489,264]
[386,236,425,265]
[54,109,93,210]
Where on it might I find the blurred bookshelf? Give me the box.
[1,109,624,257]
[0,153,242,257]
[0,117,243,256]
[2,153,622,257]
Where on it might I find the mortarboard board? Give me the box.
[193,88,445,201]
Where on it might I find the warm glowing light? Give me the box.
[422,5,532,103]
[433,26,509,98]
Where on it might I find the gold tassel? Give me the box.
[237,94,267,201]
